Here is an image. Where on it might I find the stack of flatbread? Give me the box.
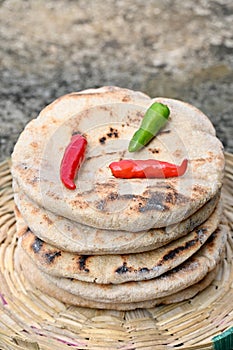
[11,86,227,310]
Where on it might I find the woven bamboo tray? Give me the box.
[0,154,233,350]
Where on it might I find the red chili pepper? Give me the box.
[60,134,87,190]
[109,159,188,179]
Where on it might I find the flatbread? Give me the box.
[19,201,222,284]
[16,246,220,310]
[23,224,227,303]
[11,87,224,231]
[14,188,220,254]
[14,205,28,235]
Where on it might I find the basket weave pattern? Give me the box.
[0,155,233,350]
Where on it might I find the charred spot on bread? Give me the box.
[115,262,129,274]
[44,251,61,264]
[78,256,90,273]
[139,267,150,273]
[139,192,169,212]
[31,237,43,253]
[161,239,198,263]
[99,136,106,144]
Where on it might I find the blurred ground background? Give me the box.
[0,0,233,161]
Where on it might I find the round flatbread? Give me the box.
[23,224,227,303]
[16,245,220,310]
[11,87,224,231]
[19,202,222,284]
[14,187,220,254]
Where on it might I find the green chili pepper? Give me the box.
[128,102,170,152]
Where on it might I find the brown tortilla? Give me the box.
[19,202,222,284]
[11,87,224,231]
[18,224,227,303]
[16,246,221,311]
[14,188,220,254]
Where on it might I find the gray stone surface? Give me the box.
[1,0,233,161]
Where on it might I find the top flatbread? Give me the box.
[11,86,224,231]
